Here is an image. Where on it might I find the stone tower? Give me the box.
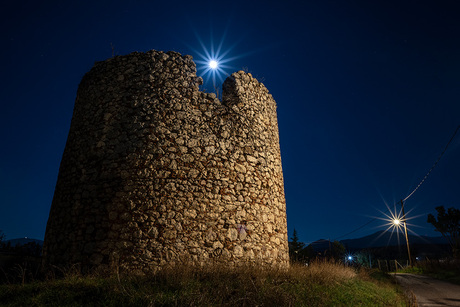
[43,50,288,273]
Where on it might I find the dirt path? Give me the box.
[395,273,460,306]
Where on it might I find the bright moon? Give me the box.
[209,60,218,69]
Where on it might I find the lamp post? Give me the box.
[395,199,412,267]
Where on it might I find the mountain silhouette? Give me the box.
[340,230,448,250]
[307,230,448,252]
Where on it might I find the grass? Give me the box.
[0,261,410,306]
[399,259,460,285]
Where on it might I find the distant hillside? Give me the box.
[4,238,44,247]
[309,239,332,253]
[340,230,448,250]
[307,230,449,252]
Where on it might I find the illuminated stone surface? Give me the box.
[43,50,288,273]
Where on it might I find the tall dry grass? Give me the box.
[106,260,359,306]
[0,260,408,306]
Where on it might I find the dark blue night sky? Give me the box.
[1,0,459,245]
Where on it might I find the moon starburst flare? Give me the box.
[188,28,248,91]
[209,60,218,69]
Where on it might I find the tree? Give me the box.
[289,229,305,262]
[427,206,460,258]
[302,244,317,262]
[0,230,4,247]
[330,240,346,262]
[355,250,373,268]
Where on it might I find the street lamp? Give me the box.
[396,200,412,267]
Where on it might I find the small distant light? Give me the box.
[348,256,353,260]
[393,219,401,225]
[209,60,218,69]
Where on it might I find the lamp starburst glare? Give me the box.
[370,202,408,246]
[380,207,404,233]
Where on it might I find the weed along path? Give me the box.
[395,273,460,306]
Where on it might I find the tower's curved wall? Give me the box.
[43,50,288,273]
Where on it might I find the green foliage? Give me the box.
[288,230,318,263]
[399,266,424,274]
[288,231,347,264]
[331,241,346,261]
[302,244,317,260]
[427,206,460,257]
[355,251,372,267]
[402,259,460,285]
[288,228,306,263]
[289,229,304,251]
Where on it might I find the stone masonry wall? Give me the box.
[42,50,288,273]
